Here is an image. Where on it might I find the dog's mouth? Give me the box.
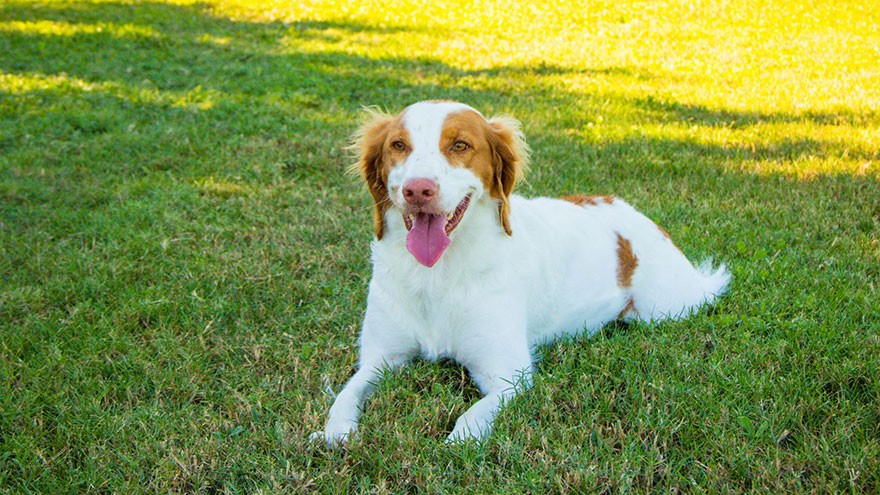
[403,194,471,267]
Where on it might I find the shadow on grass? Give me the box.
[1,3,879,492]
[2,0,878,384]
[2,0,878,337]
[2,0,877,155]
[1,0,876,228]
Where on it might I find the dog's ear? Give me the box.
[350,108,396,239]
[487,116,530,236]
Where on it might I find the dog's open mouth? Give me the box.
[403,195,471,267]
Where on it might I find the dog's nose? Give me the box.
[402,178,438,206]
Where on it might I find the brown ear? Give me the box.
[350,108,395,239]
[487,116,530,236]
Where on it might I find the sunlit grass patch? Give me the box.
[0,18,160,38]
[194,176,257,198]
[0,72,222,116]
[0,71,104,93]
[1,0,878,493]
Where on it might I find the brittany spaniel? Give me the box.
[312,101,730,446]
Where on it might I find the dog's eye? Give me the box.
[451,141,470,152]
[391,141,407,152]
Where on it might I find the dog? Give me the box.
[311,101,730,446]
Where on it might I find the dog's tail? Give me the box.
[632,256,731,323]
[694,259,732,306]
[587,197,732,323]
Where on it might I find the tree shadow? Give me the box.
[1,0,876,258]
[2,0,876,167]
[2,3,879,492]
[2,0,877,279]
[632,95,878,127]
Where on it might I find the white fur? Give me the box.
[311,101,730,446]
[388,101,486,214]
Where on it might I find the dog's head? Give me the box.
[352,101,529,267]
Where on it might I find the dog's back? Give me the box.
[313,101,730,446]
[497,195,730,345]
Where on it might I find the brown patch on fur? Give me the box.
[616,233,639,288]
[352,105,528,239]
[652,220,686,255]
[654,221,672,240]
[441,110,528,236]
[562,194,615,206]
[617,298,637,320]
[350,109,408,239]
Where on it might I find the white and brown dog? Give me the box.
[312,101,729,446]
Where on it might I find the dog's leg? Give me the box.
[312,352,411,447]
[447,338,532,443]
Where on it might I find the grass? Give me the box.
[1,0,878,492]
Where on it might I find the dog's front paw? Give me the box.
[308,430,347,448]
[310,420,358,448]
[445,416,490,444]
[445,429,476,444]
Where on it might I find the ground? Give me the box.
[1,0,878,493]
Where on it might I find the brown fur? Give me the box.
[651,220,686,255]
[655,222,672,240]
[562,194,615,206]
[351,107,528,238]
[440,110,527,235]
[487,117,528,235]
[350,109,405,239]
[617,298,637,319]
[616,233,639,288]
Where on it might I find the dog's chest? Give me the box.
[406,277,484,361]
[375,259,510,362]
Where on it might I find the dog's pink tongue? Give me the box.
[406,213,450,267]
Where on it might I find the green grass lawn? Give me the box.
[1,0,878,492]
